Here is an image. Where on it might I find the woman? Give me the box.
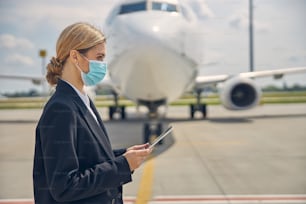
[33,22,152,204]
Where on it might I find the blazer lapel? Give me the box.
[81,108,114,159]
[89,99,110,141]
[56,80,114,159]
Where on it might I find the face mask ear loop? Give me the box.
[79,52,90,62]
[78,52,91,73]
[75,61,83,73]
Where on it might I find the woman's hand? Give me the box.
[126,143,150,152]
[124,143,152,171]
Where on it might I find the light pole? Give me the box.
[39,49,47,95]
[249,0,254,72]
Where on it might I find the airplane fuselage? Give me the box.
[105,6,198,104]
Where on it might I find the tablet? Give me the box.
[149,126,173,148]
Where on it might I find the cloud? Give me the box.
[5,54,34,66]
[229,11,269,32]
[187,0,215,20]
[0,0,116,33]
[287,50,306,63]
[0,34,34,49]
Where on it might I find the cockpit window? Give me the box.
[152,2,177,12]
[117,1,179,16]
[119,1,147,15]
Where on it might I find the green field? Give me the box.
[0,91,306,109]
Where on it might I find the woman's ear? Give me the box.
[69,50,79,64]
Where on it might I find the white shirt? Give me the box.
[63,80,99,124]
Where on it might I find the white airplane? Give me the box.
[1,0,306,143]
[101,0,306,142]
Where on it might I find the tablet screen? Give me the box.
[149,126,173,148]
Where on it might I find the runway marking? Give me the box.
[0,199,33,204]
[135,157,155,204]
[0,198,137,204]
[150,195,306,203]
[124,196,136,204]
[1,195,306,204]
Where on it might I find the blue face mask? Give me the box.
[76,56,107,86]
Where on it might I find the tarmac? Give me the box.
[0,104,306,204]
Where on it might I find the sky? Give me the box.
[0,0,305,94]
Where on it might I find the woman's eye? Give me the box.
[97,56,104,61]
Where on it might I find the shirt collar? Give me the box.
[62,80,90,107]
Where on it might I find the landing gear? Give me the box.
[143,122,163,144]
[109,105,126,120]
[190,104,206,119]
[190,89,207,119]
[139,99,166,145]
[108,91,126,120]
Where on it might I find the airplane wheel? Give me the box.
[109,106,114,120]
[157,123,163,145]
[143,123,151,144]
[190,104,195,119]
[201,104,207,119]
[121,106,126,120]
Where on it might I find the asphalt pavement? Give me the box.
[0,104,306,203]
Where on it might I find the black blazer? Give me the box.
[33,79,132,204]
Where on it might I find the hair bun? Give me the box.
[50,57,63,68]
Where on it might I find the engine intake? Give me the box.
[219,77,261,110]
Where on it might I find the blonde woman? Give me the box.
[33,22,151,204]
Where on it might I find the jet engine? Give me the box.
[219,77,261,110]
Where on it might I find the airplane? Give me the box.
[1,0,306,144]
[101,0,306,142]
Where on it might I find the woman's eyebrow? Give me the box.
[96,52,105,57]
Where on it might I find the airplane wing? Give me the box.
[195,66,306,89]
[0,73,119,97]
[0,74,45,85]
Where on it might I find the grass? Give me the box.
[0,91,306,109]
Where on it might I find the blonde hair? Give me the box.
[46,22,106,85]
